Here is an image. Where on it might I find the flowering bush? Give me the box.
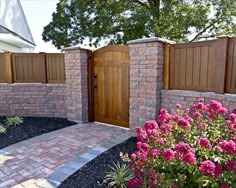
[128,99,236,188]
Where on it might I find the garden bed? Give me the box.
[0,117,76,149]
[58,137,137,188]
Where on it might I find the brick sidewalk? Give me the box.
[0,123,129,188]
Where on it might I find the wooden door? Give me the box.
[93,45,130,128]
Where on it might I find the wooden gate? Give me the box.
[93,45,130,127]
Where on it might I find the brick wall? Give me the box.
[0,83,66,117]
[161,90,236,113]
[128,38,164,131]
[64,47,90,123]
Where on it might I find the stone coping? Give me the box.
[127,37,176,45]
[63,46,92,51]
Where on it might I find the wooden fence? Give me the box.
[164,37,236,94]
[0,52,65,83]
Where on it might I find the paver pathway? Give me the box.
[0,123,129,188]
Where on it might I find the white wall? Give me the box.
[0,40,34,52]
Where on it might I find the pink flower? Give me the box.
[171,184,179,188]
[197,103,205,110]
[136,142,142,150]
[220,185,232,188]
[214,163,222,179]
[141,143,150,151]
[160,124,172,133]
[209,100,222,110]
[228,123,236,132]
[184,108,190,114]
[128,177,143,188]
[131,153,137,159]
[135,170,143,178]
[136,126,143,133]
[199,160,216,176]
[193,111,202,118]
[229,113,236,123]
[178,118,191,129]
[163,148,175,162]
[150,149,159,158]
[218,107,228,115]
[187,117,194,124]
[157,138,165,145]
[215,138,223,143]
[213,146,223,153]
[198,123,207,130]
[137,161,143,168]
[176,104,182,109]
[158,109,172,123]
[140,152,147,160]
[198,138,212,149]
[144,120,158,131]
[136,129,147,142]
[221,140,236,155]
[198,98,204,103]
[225,160,236,174]
[182,151,197,165]
[231,136,236,142]
[174,141,194,158]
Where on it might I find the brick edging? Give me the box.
[46,132,131,187]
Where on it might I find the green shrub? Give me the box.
[5,116,23,127]
[104,161,134,188]
[0,124,6,134]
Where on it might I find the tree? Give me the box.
[42,0,236,49]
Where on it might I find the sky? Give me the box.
[20,0,60,52]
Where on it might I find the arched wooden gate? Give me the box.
[90,45,130,128]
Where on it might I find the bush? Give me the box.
[0,124,6,134]
[0,116,23,135]
[5,116,23,127]
[128,98,236,188]
[104,161,134,188]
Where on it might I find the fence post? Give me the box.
[4,52,13,83]
[215,37,229,94]
[163,44,170,89]
[39,53,47,83]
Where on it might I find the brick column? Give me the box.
[64,47,90,123]
[128,38,165,131]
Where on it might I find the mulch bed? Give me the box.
[0,117,76,149]
[59,137,137,188]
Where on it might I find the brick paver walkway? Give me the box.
[0,123,129,188]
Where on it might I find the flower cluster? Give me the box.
[128,99,236,188]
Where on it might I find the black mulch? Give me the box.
[58,137,137,188]
[0,117,76,150]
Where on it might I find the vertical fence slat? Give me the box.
[226,38,236,93]
[169,45,175,89]
[215,37,229,94]
[163,44,170,89]
[3,52,13,83]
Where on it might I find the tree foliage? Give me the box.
[42,0,236,49]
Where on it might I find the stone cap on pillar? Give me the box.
[63,46,92,52]
[127,37,175,45]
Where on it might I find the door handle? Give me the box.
[93,74,97,88]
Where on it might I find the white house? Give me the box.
[0,0,35,52]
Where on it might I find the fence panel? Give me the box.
[46,53,65,83]
[12,53,46,83]
[0,53,4,82]
[169,40,216,92]
[226,38,236,94]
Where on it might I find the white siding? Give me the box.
[0,0,35,45]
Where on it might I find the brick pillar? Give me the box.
[128,38,164,131]
[64,47,90,123]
